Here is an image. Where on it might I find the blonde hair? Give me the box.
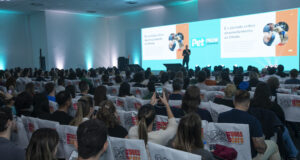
[224,84,237,98]
[96,100,119,128]
[70,96,93,126]
[137,104,156,144]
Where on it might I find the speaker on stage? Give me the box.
[118,57,129,71]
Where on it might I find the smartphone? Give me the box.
[155,86,163,98]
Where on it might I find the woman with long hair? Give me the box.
[118,82,132,97]
[70,96,94,126]
[26,128,59,160]
[128,92,177,146]
[171,113,215,160]
[96,100,128,138]
[94,85,107,106]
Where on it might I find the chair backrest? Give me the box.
[125,97,148,112]
[206,102,232,122]
[33,81,44,93]
[117,110,138,131]
[107,86,119,96]
[103,136,148,160]
[207,85,226,91]
[116,97,127,111]
[153,115,180,131]
[49,100,58,113]
[92,77,101,87]
[203,122,251,160]
[277,93,300,122]
[56,125,78,159]
[107,95,118,104]
[148,142,202,160]
[169,100,182,109]
[21,116,39,140]
[130,87,149,99]
[12,117,29,149]
[277,88,291,94]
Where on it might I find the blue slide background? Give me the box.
[142,8,299,71]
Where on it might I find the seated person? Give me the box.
[114,75,123,86]
[94,85,108,106]
[276,65,288,78]
[56,78,65,93]
[97,100,128,138]
[218,90,281,159]
[128,92,178,146]
[143,82,155,100]
[31,93,51,120]
[285,69,300,84]
[78,80,90,97]
[155,86,213,122]
[15,91,33,117]
[132,72,146,88]
[203,68,217,86]
[169,78,183,100]
[0,107,25,160]
[168,113,215,160]
[101,74,113,86]
[70,96,94,126]
[214,84,236,108]
[196,71,209,91]
[45,82,56,102]
[75,119,108,160]
[50,91,73,125]
[118,82,133,97]
[248,71,261,88]
[217,70,231,86]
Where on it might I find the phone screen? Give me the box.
[155,86,163,98]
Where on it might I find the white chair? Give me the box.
[103,136,148,160]
[49,100,58,113]
[203,102,232,122]
[125,97,148,112]
[203,122,251,160]
[12,117,29,149]
[130,87,149,99]
[203,91,225,102]
[277,93,300,122]
[148,142,202,160]
[117,110,138,131]
[116,97,127,111]
[21,116,39,140]
[56,125,78,159]
[168,100,182,108]
[106,86,119,96]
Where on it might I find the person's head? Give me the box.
[233,74,244,88]
[79,81,89,94]
[147,82,155,93]
[197,71,207,83]
[133,72,145,83]
[57,78,65,86]
[115,75,123,84]
[26,128,59,160]
[175,71,184,80]
[160,72,169,84]
[174,113,203,152]
[5,77,16,90]
[182,86,201,113]
[118,82,131,97]
[101,74,109,83]
[290,69,298,78]
[32,93,50,116]
[137,104,156,144]
[172,78,183,92]
[25,82,35,96]
[15,91,33,116]
[203,68,211,79]
[45,82,55,96]
[65,85,76,98]
[70,96,94,126]
[0,107,13,137]
[220,70,230,82]
[55,91,72,109]
[267,76,280,92]
[277,65,284,72]
[252,82,272,108]
[249,71,259,81]
[185,45,188,49]
[76,119,108,159]
[233,90,250,110]
[224,84,237,98]
[96,100,119,128]
[94,86,107,106]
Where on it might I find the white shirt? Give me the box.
[128,118,178,146]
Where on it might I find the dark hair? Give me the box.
[137,104,156,144]
[160,72,169,84]
[220,70,231,82]
[147,82,155,93]
[277,65,284,72]
[94,86,107,106]
[174,113,203,152]
[233,74,244,88]
[133,72,145,83]
[77,119,107,159]
[119,82,131,97]
[234,90,250,105]
[32,93,50,117]
[55,91,71,107]
[267,77,279,94]
[25,82,35,95]
[57,78,65,86]
[115,75,123,84]
[5,77,16,90]
[182,86,201,113]
[70,96,93,126]
[290,69,298,78]
[197,71,207,83]
[0,107,13,132]
[15,91,33,116]
[79,81,89,93]
[172,78,183,91]
[26,128,59,160]
[96,100,119,128]
[252,82,272,109]
[101,74,109,83]
[45,83,55,95]
[65,85,76,98]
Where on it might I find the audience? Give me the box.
[169,113,215,160]
[276,65,287,78]
[70,96,94,126]
[196,71,209,91]
[203,68,217,86]
[0,107,25,160]
[78,80,90,96]
[217,70,231,86]
[76,119,108,160]
[285,69,300,84]
[214,84,236,108]
[25,82,35,97]
[96,100,128,138]
[128,93,178,145]
[267,77,280,97]
[26,128,59,160]
[218,90,281,159]
[45,82,56,102]
[15,91,33,116]
[93,85,107,106]
[118,82,132,97]
[50,91,73,125]
[56,78,65,93]
[65,85,76,99]
[248,71,261,88]
[169,78,183,100]
[32,93,51,120]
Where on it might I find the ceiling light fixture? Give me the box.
[30,2,44,7]
[125,0,137,5]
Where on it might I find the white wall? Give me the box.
[0,11,33,69]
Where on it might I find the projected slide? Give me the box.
[142,8,299,70]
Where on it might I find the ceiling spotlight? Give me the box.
[125,0,137,5]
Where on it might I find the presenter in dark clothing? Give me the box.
[182,45,191,69]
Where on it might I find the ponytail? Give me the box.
[70,101,84,126]
[138,117,148,144]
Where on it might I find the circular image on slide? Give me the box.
[263,22,289,46]
[169,32,185,51]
